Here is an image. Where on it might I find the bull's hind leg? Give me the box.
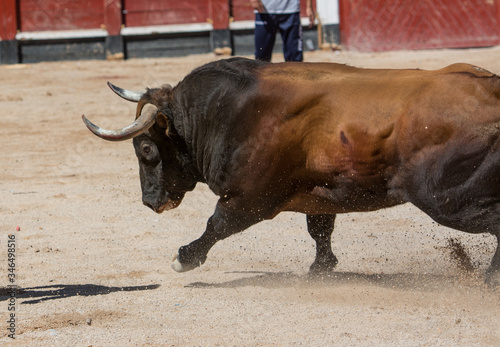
[306,214,338,274]
[403,133,500,288]
[486,234,500,288]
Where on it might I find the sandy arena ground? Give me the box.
[1,47,500,346]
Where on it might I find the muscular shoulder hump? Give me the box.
[188,57,266,81]
[439,63,496,77]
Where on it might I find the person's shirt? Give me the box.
[258,0,300,14]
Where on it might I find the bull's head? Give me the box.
[82,83,198,213]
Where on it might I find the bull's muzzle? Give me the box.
[143,198,183,214]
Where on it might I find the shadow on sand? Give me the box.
[186,270,487,292]
[0,283,160,304]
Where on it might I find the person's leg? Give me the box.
[255,13,277,62]
[278,12,303,62]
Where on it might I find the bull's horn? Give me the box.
[107,82,144,102]
[82,104,158,141]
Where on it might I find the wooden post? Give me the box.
[0,0,19,64]
[210,0,232,55]
[104,0,124,59]
[496,0,500,46]
[337,0,350,51]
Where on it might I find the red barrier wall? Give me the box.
[123,0,210,27]
[3,0,314,37]
[4,0,500,52]
[19,0,105,32]
[1,0,230,37]
[339,0,500,52]
[231,0,315,21]
[0,0,17,40]
[122,0,229,30]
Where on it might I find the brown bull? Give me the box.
[83,58,500,287]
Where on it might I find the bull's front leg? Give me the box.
[306,214,338,274]
[486,234,500,289]
[171,202,263,272]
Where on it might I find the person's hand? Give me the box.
[250,0,266,13]
[306,6,315,27]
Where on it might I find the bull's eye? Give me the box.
[134,138,159,165]
[142,144,152,155]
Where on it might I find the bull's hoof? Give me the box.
[171,255,201,273]
[485,269,500,290]
[309,254,338,275]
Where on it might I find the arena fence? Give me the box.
[0,0,323,64]
[1,0,499,64]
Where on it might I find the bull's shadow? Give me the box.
[186,271,485,292]
[0,283,160,304]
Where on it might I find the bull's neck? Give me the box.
[176,110,227,195]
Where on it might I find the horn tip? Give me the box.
[81,114,96,132]
[107,82,143,102]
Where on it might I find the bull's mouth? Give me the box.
[144,198,183,214]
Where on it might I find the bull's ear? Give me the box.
[156,112,169,129]
[156,112,173,137]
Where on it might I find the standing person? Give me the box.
[250,0,315,62]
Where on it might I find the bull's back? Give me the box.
[254,61,500,165]
[247,61,500,216]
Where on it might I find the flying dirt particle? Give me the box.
[447,238,474,273]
